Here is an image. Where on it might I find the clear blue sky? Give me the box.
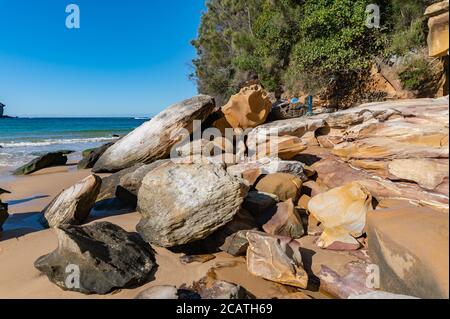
[0,0,205,117]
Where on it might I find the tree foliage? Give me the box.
[191,0,432,104]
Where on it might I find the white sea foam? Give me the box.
[0,137,118,148]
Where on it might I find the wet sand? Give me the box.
[0,166,355,299]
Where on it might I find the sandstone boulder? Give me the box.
[77,142,114,169]
[13,151,68,175]
[425,1,449,57]
[249,135,307,160]
[34,222,156,294]
[246,231,308,288]
[308,182,372,250]
[255,173,303,202]
[40,175,102,228]
[93,95,215,172]
[221,84,271,130]
[262,199,304,239]
[366,205,449,299]
[137,163,248,247]
[96,164,144,202]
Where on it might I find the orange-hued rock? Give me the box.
[221,84,271,130]
[250,135,307,160]
[425,1,449,57]
[246,231,308,288]
[308,182,372,250]
[255,173,303,202]
[297,194,311,210]
[366,205,449,299]
[263,199,304,239]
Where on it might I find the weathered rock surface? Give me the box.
[227,157,308,182]
[249,135,307,160]
[221,84,271,130]
[366,205,449,299]
[34,222,156,294]
[263,199,304,239]
[246,231,308,288]
[137,163,249,247]
[191,273,252,299]
[308,182,372,250]
[96,164,144,202]
[40,175,102,228]
[425,1,449,57]
[219,230,252,257]
[93,95,216,172]
[77,142,114,169]
[13,151,68,175]
[255,173,303,202]
[135,285,200,299]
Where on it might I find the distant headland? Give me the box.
[0,103,18,119]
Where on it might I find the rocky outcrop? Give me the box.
[34,222,156,294]
[77,142,114,169]
[249,135,307,160]
[308,182,372,250]
[137,163,248,247]
[13,151,69,175]
[93,95,216,173]
[220,84,271,130]
[40,175,102,228]
[366,205,449,299]
[246,231,308,288]
[425,1,449,58]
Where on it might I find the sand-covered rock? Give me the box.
[13,151,69,175]
[40,175,102,228]
[221,84,271,130]
[262,198,304,239]
[34,222,156,295]
[308,182,372,250]
[255,173,303,202]
[137,163,249,247]
[93,95,216,172]
[246,231,308,288]
[366,205,449,299]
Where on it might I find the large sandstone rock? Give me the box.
[13,151,68,175]
[93,95,215,172]
[221,85,271,130]
[77,142,114,169]
[96,164,144,202]
[34,222,156,294]
[246,231,308,288]
[262,199,305,239]
[425,1,449,57]
[308,182,372,250]
[249,135,307,160]
[40,175,102,228]
[366,205,449,299]
[255,173,303,202]
[137,163,249,247]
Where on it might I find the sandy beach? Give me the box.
[0,164,361,299]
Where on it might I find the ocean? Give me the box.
[0,117,147,172]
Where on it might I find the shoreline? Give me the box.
[0,164,337,299]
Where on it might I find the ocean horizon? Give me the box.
[0,117,147,171]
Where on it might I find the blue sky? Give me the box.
[0,0,205,117]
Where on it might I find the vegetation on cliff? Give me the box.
[191,0,434,106]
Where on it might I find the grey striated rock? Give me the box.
[13,151,68,175]
[137,163,248,248]
[77,142,114,169]
[93,95,216,173]
[40,175,102,228]
[34,222,156,295]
